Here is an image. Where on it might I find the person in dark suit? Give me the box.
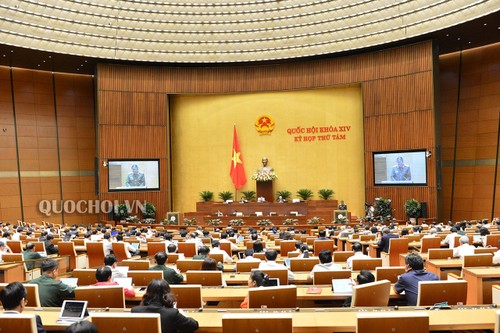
[338,200,347,210]
[376,227,398,253]
[44,234,59,255]
[0,282,46,333]
[394,253,439,306]
[132,279,199,333]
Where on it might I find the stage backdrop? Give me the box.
[170,85,365,218]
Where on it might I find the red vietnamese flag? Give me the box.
[230,125,247,189]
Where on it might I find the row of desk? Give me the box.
[25,306,500,332]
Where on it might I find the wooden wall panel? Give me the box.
[439,43,500,221]
[0,66,96,226]
[97,41,437,221]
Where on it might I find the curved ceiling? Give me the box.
[0,0,498,65]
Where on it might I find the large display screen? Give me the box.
[373,150,427,186]
[108,159,160,191]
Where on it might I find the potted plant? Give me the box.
[374,197,393,221]
[199,191,214,202]
[115,203,130,221]
[297,188,314,201]
[142,202,156,219]
[318,189,335,200]
[241,190,256,201]
[276,190,292,201]
[404,199,421,223]
[218,191,233,202]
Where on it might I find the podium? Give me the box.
[334,210,351,222]
[256,181,274,203]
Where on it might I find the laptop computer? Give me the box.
[60,278,78,287]
[114,266,129,276]
[131,243,140,250]
[114,277,133,288]
[56,300,89,323]
[473,235,481,243]
[268,278,280,286]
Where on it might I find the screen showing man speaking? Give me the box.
[108,160,160,191]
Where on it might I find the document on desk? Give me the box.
[306,287,322,294]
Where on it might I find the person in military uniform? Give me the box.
[126,164,146,187]
[390,156,411,181]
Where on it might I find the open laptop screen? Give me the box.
[58,300,88,321]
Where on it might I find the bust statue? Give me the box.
[252,157,277,181]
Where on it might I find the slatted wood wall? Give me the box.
[97,40,438,221]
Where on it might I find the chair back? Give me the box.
[86,242,105,268]
[222,313,292,333]
[219,242,232,256]
[257,269,288,285]
[357,312,429,333]
[236,261,260,272]
[176,259,203,272]
[375,266,405,283]
[463,253,493,267]
[32,242,46,253]
[121,260,150,270]
[253,253,266,260]
[333,251,354,263]
[91,313,161,333]
[208,253,224,264]
[383,238,409,266]
[178,242,197,257]
[475,247,498,255]
[112,243,130,262]
[313,240,334,256]
[0,283,41,307]
[359,235,376,242]
[170,284,203,309]
[167,253,180,264]
[186,270,223,286]
[128,270,163,287]
[420,237,442,253]
[6,241,23,253]
[351,279,391,307]
[0,314,37,333]
[75,285,125,308]
[280,240,296,257]
[352,258,383,271]
[313,270,351,285]
[289,258,319,272]
[416,280,468,306]
[147,242,167,257]
[428,248,453,260]
[58,241,80,270]
[486,234,500,248]
[248,285,297,308]
[72,268,98,286]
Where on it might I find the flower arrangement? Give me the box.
[334,214,348,224]
[256,219,274,227]
[183,218,197,226]
[143,218,156,224]
[307,216,323,225]
[207,218,223,227]
[162,217,178,225]
[126,215,140,223]
[229,219,245,226]
[251,170,277,182]
[283,218,299,226]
